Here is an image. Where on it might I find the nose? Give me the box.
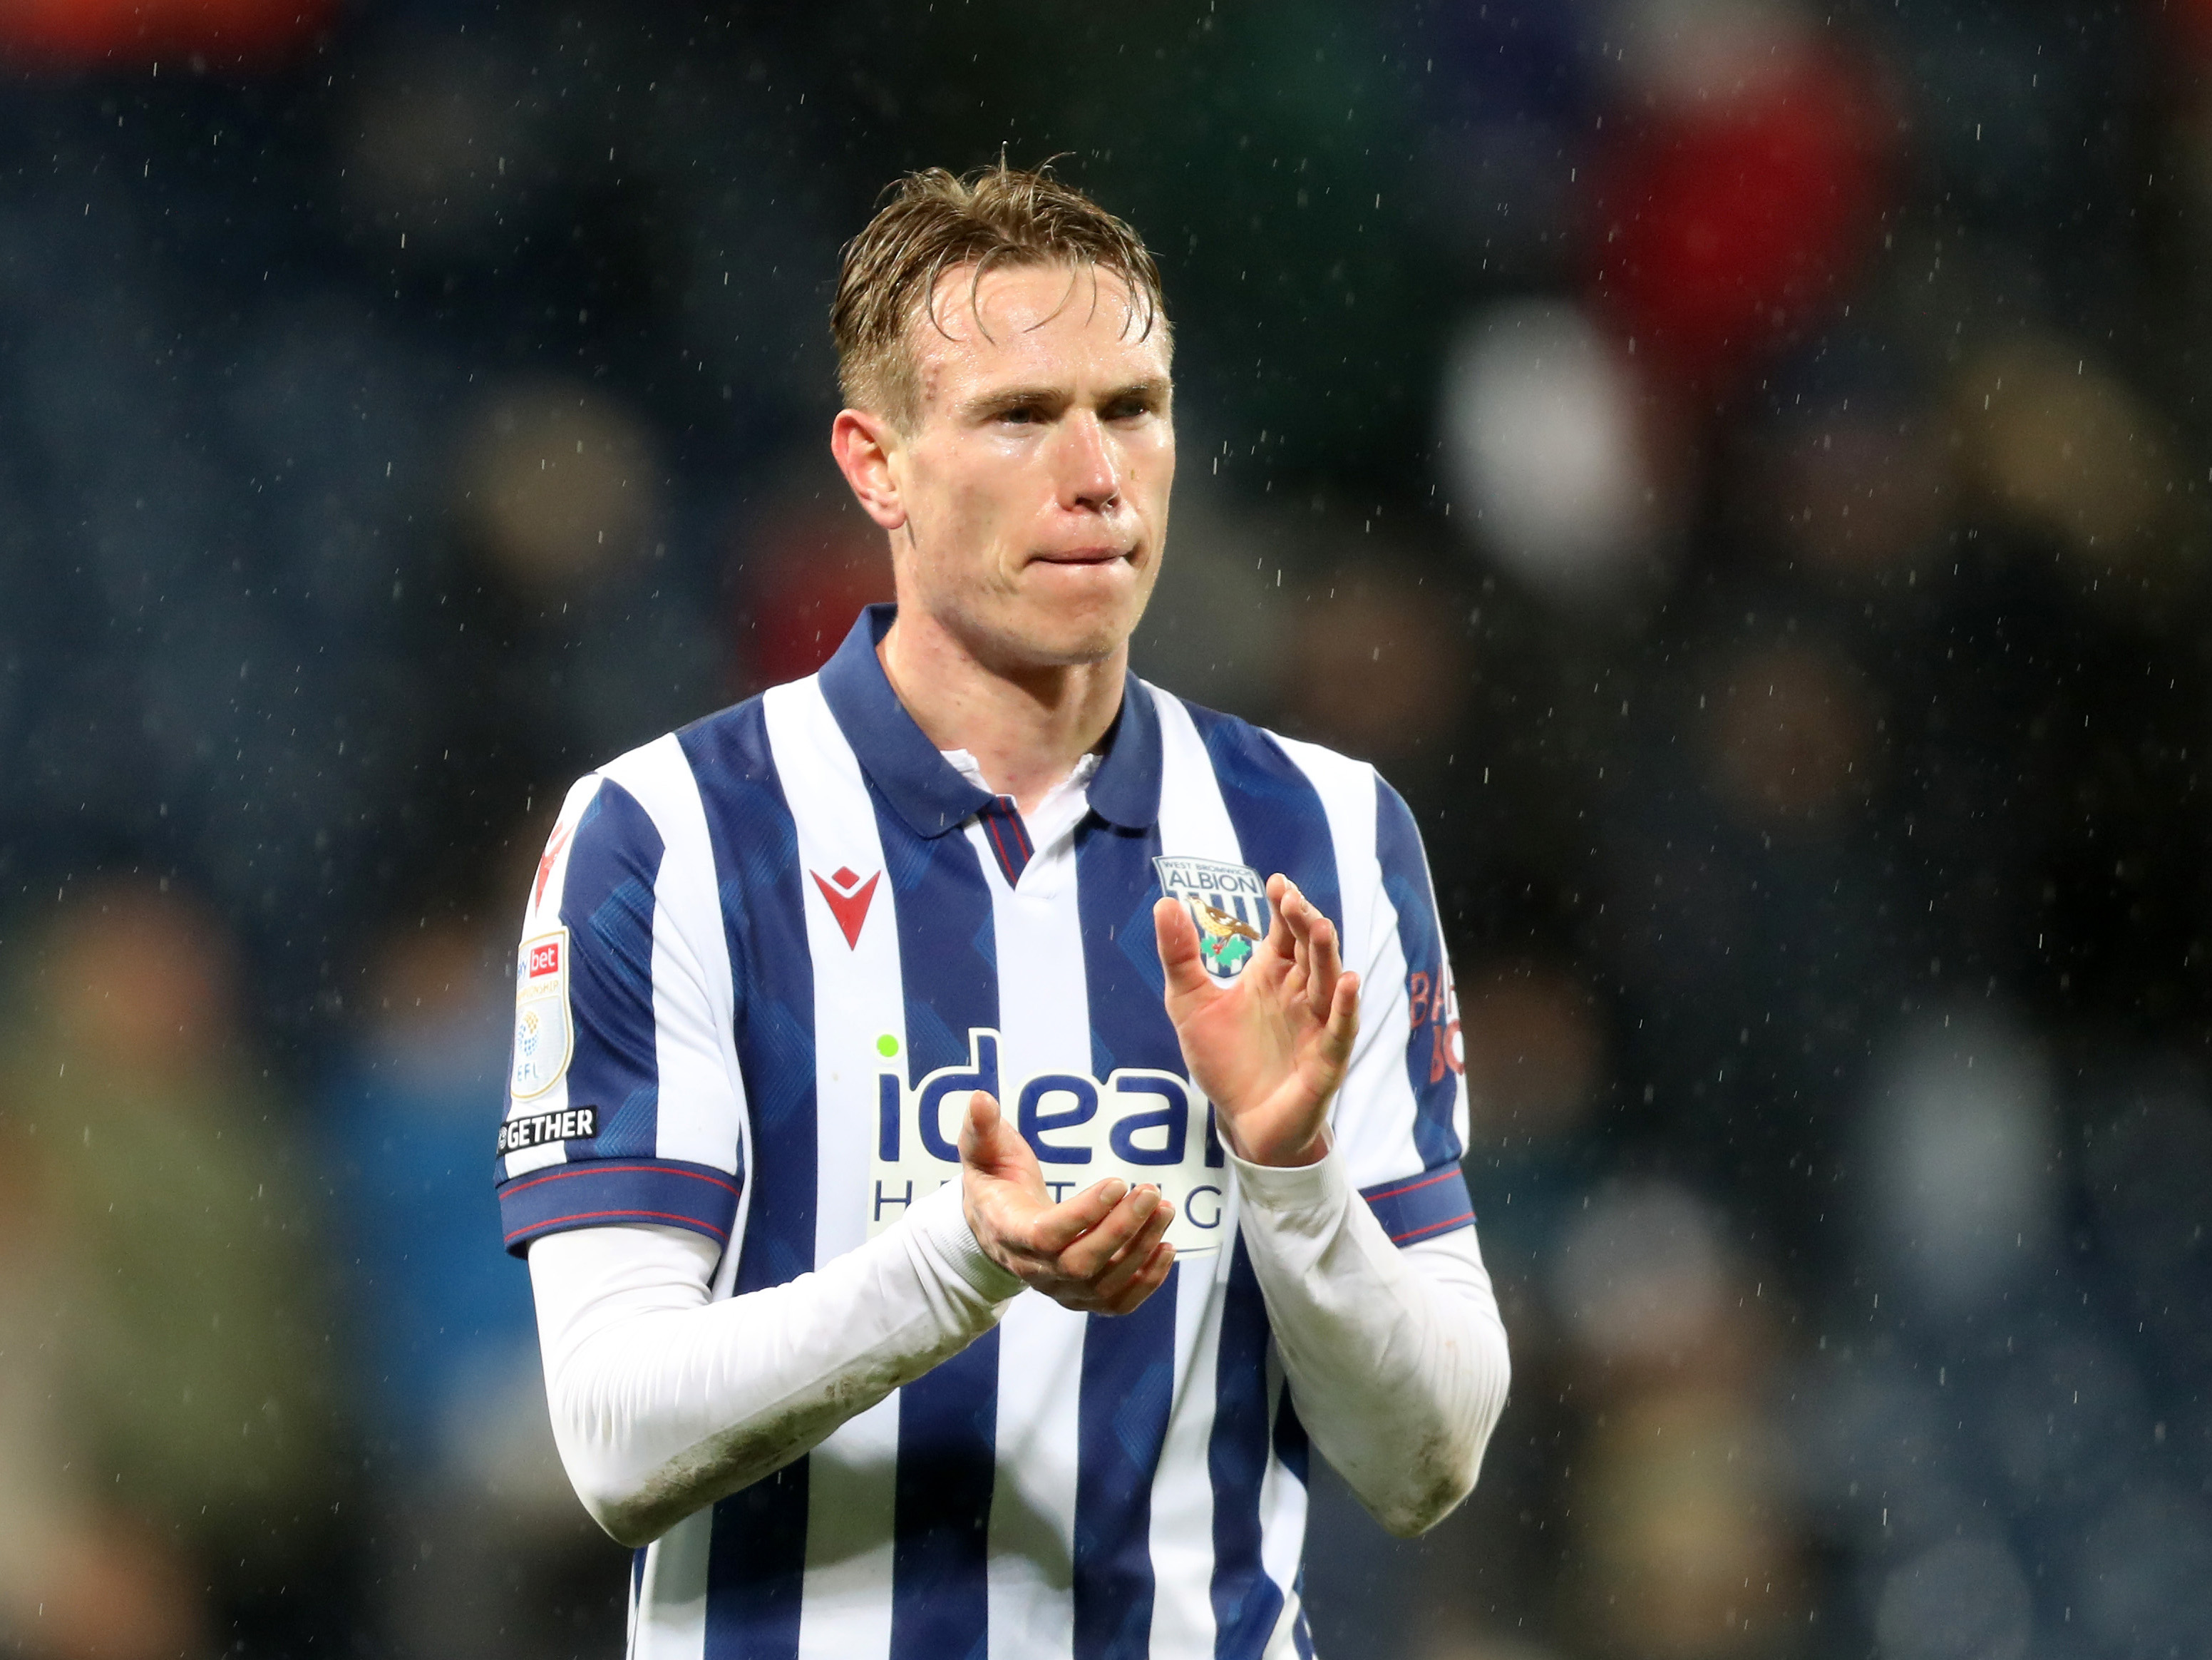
[1057,410,1121,513]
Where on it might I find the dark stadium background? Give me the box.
[1,1,2208,1656]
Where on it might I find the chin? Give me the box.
[1012,613,1131,667]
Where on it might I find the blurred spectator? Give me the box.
[1127,486,1296,720]
[1704,640,1872,834]
[1585,0,1894,392]
[1857,1013,2057,1322]
[458,376,662,602]
[0,883,341,1654]
[1439,299,1684,607]
[1548,1182,1806,1660]
[1279,549,1467,791]
[322,903,624,1659]
[724,483,896,695]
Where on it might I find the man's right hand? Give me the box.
[957,1089,1176,1316]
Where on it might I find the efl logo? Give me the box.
[526,940,562,979]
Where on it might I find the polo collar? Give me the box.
[816,604,1163,839]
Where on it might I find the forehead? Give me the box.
[907,261,1170,398]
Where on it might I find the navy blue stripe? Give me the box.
[498,1158,742,1257]
[1359,1162,1477,1246]
[1074,1271,1178,1659]
[1375,780,1464,1169]
[818,604,994,840]
[1087,675,1164,831]
[1208,1235,1284,1656]
[707,1469,809,1660]
[1072,813,1188,1659]
[557,779,666,1160]
[1272,1385,1309,1487]
[1180,704,1343,938]
[1075,814,1178,1107]
[680,698,815,1660]
[875,781,999,1660]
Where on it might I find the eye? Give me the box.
[997,404,1044,426]
[1105,395,1157,422]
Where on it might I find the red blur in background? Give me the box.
[727,503,895,696]
[0,0,329,65]
[1585,47,1894,391]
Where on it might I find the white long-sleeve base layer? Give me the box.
[529,1152,1511,1552]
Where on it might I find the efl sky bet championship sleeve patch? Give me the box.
[508,928,573,1100]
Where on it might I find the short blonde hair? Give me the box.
[831,161,1169,428]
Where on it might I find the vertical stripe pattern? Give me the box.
[681,700,817,1659]
[876,784,1000,1660]
[509,608,1482,1660]
[1071,810,1187,1657]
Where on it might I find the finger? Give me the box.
[1153,896,1213,1003]
[1305,910,1342,1021]
[1102,1241,1178,1317]
[961,1090,1038,1182]
[1287,891,1315,990]
[1261,875,1299,967]
[1058,1183,1163,1279]
[1321,968,1361,1069]
[957,1087,1000,1161]
[1090,1197,1176,1301]
[1028,1174,1131,1256]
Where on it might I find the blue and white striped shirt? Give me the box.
[496,604,1476,1659]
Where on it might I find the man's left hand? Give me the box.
[1153,874,1359,1167]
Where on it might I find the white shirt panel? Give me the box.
[765,678,909,1660]
[974,791,1092,1660]
[600,733,747,1174]
[1269,735,1429,1189]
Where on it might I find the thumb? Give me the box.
[1153,896,1213,1003]
[960,1090,1039,1184]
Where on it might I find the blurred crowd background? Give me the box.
[1,0,2208,1656]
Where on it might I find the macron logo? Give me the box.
[811,865,882,949]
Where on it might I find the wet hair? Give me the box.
[831,160,1170,429]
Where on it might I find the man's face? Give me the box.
[879,262,1176,669]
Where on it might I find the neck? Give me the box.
[878,607,1126,816]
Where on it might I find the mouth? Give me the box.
[1030,545,1134,567]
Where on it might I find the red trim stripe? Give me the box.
[500,1162,739,1199]
[505,1206,733,1244]
[1389,1209,1476,1244]
[1363,1167,1460,1204]
[981,806,1026,884]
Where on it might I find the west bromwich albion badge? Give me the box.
[1154,857,1270,980]
[510,928,574,1099]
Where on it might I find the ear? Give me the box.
[830,408,907,532]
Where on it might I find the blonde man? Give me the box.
[498,163,1509,1659]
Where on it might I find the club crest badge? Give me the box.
[1154,856,1270,980]
[510,928,574,1100]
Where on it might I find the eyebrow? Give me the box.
[957,376,1174,421]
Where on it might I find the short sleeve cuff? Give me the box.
[1358,1160,1476,1246]
[498,1157,742,1258]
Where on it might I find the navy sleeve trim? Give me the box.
[1359,1162,1476,1246]
[498,1157,742,1257]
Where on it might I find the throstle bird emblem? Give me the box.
[1153,856,1271,981]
